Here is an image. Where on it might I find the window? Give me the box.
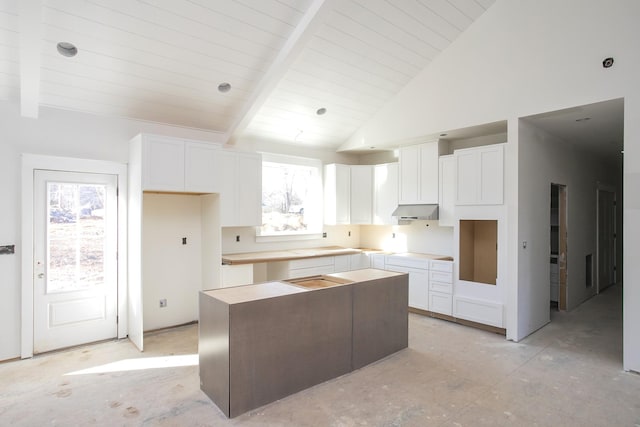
[259,154,323,237]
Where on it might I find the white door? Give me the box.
[34,170,118,353]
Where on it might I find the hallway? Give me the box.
[0,284,636,426]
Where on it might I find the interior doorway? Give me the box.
[550,183,568,311]
[597,187,617,294]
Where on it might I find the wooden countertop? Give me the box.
[202,269,407,304]
[221,246,364,265]
[202,281,307,304]
[385,252,454,261]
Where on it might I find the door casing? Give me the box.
[21,154,128,359]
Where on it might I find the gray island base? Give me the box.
[199,268,409,418]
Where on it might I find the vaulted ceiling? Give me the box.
[1,0,496,149]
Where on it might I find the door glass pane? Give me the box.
[47,182,106,293]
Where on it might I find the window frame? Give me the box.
[256,153,324,241]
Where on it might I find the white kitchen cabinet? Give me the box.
[385,255,429,310]
[428,260,453,315]
[221,264,254,287]
[142,136,186,192]
[399,141,439,204]
[324,164,351,225]
[219,151,262,227]
[334,254,351,273]
[142,135,224,193]
[438,155,455,227]
[185,142,223,193]
[350,165,373,224]
[371,253,386,270]
[373,163,399,225]
[350,253,371,270]
[455,144,504,205]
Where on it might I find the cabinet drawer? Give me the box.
[430,270,452,284]
[429,291,452,316]
[289,257,334,270]
[288,265,335,279]
[429,281,452,294]
[385,255,429,270]
[430,260,453,273]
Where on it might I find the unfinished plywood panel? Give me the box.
[459,220,497,285]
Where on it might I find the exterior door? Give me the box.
[34,170,118,353]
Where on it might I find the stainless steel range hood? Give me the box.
[391,204,439,222]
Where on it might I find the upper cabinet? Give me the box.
[350,165,373,224]
[373,163,398,225]
[438,155,455,227]
[220,151,262,227]
[324,164,351,225]
[455,144,504,205]
[142,136,187,192]
[134,134,262,227]
[399,141,439,204]
[324,163,398,225]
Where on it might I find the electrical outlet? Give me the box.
[322,232,327,238]
[182,237,187,245]
[159,299,167,308]
[348,231,351,237]
[236,235,240,242]
[392,233,396,238]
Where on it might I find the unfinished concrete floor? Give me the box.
[1,284,638,426]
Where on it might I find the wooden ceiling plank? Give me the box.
[226,0,338,144]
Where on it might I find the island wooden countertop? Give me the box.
[221,246,365,265]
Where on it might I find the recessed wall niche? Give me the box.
[459,220,497,285]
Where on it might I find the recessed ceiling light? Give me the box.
[56,42,77,57]
[316,107,327,115]
[217,82,231,93]
[575,117,591,122]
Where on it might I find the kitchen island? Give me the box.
[199,268,408,418]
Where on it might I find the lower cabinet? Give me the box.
[428,260,453,315]
[384,258,429,311]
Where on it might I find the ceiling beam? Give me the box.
[19,0,43,118]
[224,0,336,144]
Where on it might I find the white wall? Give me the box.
[142,194,203,331]
[0,100,353,361]
[0,142,21,361]
[517,120,620,337]
[359,222,454,256]
[341,0,640,371]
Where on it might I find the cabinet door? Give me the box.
[373,163,398,225]
[419,142,439,203]
[334,255,351,273]
[142,137,185,191]
[454,144,504,205]
[385,265,428,310]
[399,145,419,204]
[371,254,386,269]
[350,253,370,270]
[218,150,237,227]
[479,145,503,204]
[185,142,221,193]
[438,155,455,227]
[350,165,373,224]
[236,152,262,226]
[455,150,479,205]
[324,164,351,225]
[429,291,452,315]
